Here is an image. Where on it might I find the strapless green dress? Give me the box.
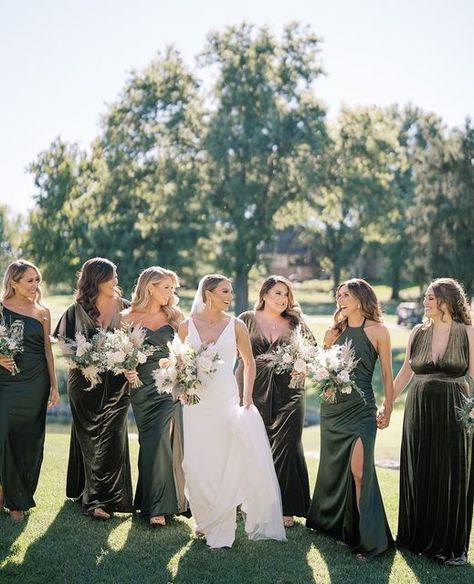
[0,306,50,511]
[130,325,187,518]
[306,321,393,556]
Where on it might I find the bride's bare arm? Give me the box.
[178,320,189,343]
[235,319,256,408]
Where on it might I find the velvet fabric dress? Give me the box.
[397,321,473,563]
[0,306,50,511]
[306,321,393,556]
[131,325,187,519]
[236,311,311,518]
[55,302,133,514]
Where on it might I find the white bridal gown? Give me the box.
[182,317,287,548]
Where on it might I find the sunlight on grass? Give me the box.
[107,516,133,551]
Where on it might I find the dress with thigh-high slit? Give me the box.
[306,320,393,556]
[182,317,287,548]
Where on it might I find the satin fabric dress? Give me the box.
[397,321,473,563]
[131,325,187,519]
[55,302,133,514]
[306,321,393,556]
[182,317,287,548]
[236,311,311,518]
[0,306,50,511]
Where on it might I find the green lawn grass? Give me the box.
[1,419,472,584]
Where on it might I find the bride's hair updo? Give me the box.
[429,278,472,325]
[255,275,303,327]
[333,278,383,333]
[130,266,183,329]
[200,274,230,303]
[1,259,44,305]
[75,257,120,322]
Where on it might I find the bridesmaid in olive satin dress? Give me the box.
[122,267,187,526]
[237,275,315,528]
[306,279,394,557]
[55,257,132,520]
[394,278,474,566]
[0,260,59,521]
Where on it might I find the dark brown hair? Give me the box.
[75,257,120,322]
[333,278,382,333]
[429,277,472,325]
[255,275,303,327]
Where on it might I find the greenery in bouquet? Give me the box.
[0,315,24,375]
[153,336,222,405]
[310,339,363,403]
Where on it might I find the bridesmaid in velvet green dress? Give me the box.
[0,260,59,521]
[237,275,315,528]
[393,278,474,566]
[306,279,394,557]
[55,257,132,520]
[122,267,187,526]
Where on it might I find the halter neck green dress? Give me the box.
[130,325,187,519]
[306,320,393,556]
[0,306,50,511]
[397,321,473,563]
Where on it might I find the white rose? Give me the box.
[76,342,92,357]
[109,350,126,364]
[313,367,329,381]
[282,353,293,364]
[340,385,352,394]
[336,370,350,384]
[293,358,307,374]
[197,355,213,372]
[137,351,147,364]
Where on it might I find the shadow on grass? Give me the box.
[1,500,192,584]
[397,548,474,584]
[309,531,396,584]
[174,518,316,584]
[0,509,29,565]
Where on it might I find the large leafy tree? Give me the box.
[88,48,207,292]
[202,22,327,313]
[26,138,88,286]
[410,119,474,297]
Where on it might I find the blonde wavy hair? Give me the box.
[332,278,383,333]
[130,266,183,329]
[255,275,303,327]
[1,259,44,305]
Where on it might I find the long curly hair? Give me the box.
[429,277,472,325]
[332,278,383,333]
[75,257,120,323]
[1,259,44,305]
[130,266,183,330]
[255,275,303,328]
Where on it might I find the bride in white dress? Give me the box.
[178,274,287,549]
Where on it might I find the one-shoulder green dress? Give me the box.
[306,321,393,556]
[0,306,50,511]
[130,325,187,519]
[397,321,473,563]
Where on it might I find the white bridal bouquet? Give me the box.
[457,394,474,434]
[258,330,316,389]
[58,331,108,390]
[310,340,362,403]
[153,336,222,405]
[101,324,155,389]
[0,315,24,375]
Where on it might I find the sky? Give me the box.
[1,0,472,215]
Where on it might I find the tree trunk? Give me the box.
[390,265,401,300]
[234,270,250,316]
[332,263,341,296]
